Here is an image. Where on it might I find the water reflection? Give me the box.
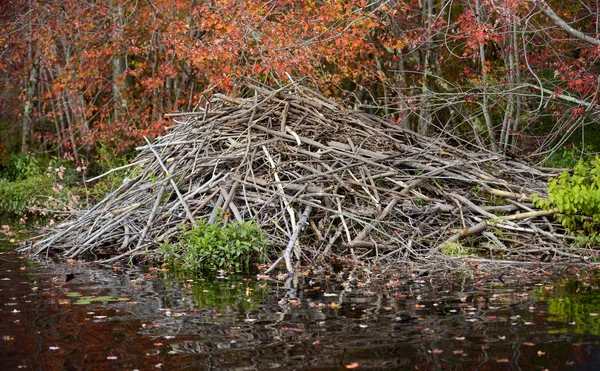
[2,240,600,370]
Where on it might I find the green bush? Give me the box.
[0,175,55,214]
[0,153,41,181]
[0,153,82,215]
[533,156,600,242]
[544,145,595,169]
[86,144,133,201]
[161,214,267,272]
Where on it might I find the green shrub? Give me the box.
[533,155,600,242]
[87,144,133,201]
[161,214,267,272]
[441,241,470,256]
[0,175,55,214]
[0,153,41,181]
[544,145,595,169]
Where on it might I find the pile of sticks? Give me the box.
[24,84,596,272]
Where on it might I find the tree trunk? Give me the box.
[21,61,39,153]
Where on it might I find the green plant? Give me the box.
[0,175,56,214]
[161,213,267,272]
[544,145,595,169]
[533,156,600,243]
[87,144,133,201]
[0,153,40,181]
[441,241,470,256]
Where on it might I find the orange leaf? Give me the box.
[346,362,359,369]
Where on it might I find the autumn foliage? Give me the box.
[1,0,599,162]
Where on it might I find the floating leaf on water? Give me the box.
[66,292,82,297]
[94,296,116,302]
[74,299,92,305]
[117,297,130,301]
[346,362,359,369]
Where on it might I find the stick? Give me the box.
[284,205,312,274]
[144,136,195,224]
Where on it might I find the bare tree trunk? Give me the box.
[111,1,127,122]
[21,0,38,153]
[475,0,499,152]
[396,49,411,129]
[418,0,434,135]
[21,61,39,153]
[510,17,522,150]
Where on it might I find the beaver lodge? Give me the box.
[23,84,596,275]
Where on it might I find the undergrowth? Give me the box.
[533,155,600,245]
[0,153,79,216]
[86,144,134,201]
[161,213,267,272]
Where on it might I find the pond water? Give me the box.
[2,238,600,370]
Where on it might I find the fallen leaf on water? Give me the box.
[49,346,59,350]
[107,356,117,360]
[330,302,341,309]
[537,350,546,356]
[523,342,536,346]
[497,358,510,363]
[154,343,163,346]
[346,362,359,369]
[428,349,443,354]
[453,350,463,354]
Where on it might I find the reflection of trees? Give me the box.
[4,255,597,369]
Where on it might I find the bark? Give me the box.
[533,0,600,47]
[475,0,499,152]
[418,0,435,135]
[21,61,39,153]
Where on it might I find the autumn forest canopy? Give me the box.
[1,0,600,163]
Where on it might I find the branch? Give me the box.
[525,83,600,111]
[533,0,600,47]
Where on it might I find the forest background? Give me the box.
[1,0,599,215]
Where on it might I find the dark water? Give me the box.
[2,239,600,370]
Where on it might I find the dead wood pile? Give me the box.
[24,85,596,272]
